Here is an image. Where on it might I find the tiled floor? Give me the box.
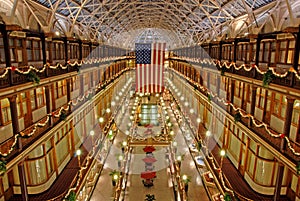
[90,96,211,201]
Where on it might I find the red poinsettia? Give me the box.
[143,146,156,153]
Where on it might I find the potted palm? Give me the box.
[109,170,119,186]
[0,160,6,175]
[145,194,156,201]
[182,174,191,192]
[66,191,76,201]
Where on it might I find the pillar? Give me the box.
[292,25,300,71]
[8,96,20,148]
[44,85,52,126]
[18,162,28,201]
[66,78,72,112]
[218,41,223,61]
[274,97,295,200]
[0,23,13,85]
[63,37,69,65]
[229,80,235,113]
[8,96,28,200]
[248,86,257,127]
[233,39,238,63]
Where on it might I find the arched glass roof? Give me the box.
[1,0,300,49]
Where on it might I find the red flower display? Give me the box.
[141,171,156,179]
[143,157,157,163]
[143,146,156,153]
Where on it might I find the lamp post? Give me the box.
[182,174,190,193]
[118,155,124,169]
[121,141,127,153]
[90,130,95,146]
[220,149,226,170]
[176,155,183,168]
[99,117,104,123]
[206,130,211,155]
[76,149,82,167]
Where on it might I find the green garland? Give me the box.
[262,70,274,87]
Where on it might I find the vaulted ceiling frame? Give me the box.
[176,0,217,32]
[23,0,47,27]
[84,0,128,30]
[111,6,188,46]
[92,1,206,38]
[15,0,280,49]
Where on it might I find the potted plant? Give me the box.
[234,112,241,123]
[262,69,274,87]
[296,161,300,175]
[196,140,202,152]
[145,194,156,201]
[59,110,67,121]
[0,160,7,175]
[66,191,76,201]
[182,175,191,192]
[224,192,232,201]
[26,71,40,85]
[109,170,119,186]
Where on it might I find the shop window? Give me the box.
[0,98,11,125]
[55,80,66,98]
[30,87,45,109]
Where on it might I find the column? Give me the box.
[63,37,69,65]
[66,78,72,112]
[248,85,257,127]
[0,23,13,85]
[8,96,21,148]
[254,35,262,78]
[216,75,221,97]
[18,162,28,201]
[78,40,82,61]
[80,75,84,97]
[8,96,28,200]
[292,25,300,72]
[40,33,48,77]
[229,79,235,113]
[45,85,52,126]
[274,97,295,200]
[233,39,238,63]
[290,26,300,87]
[218,41,222,61]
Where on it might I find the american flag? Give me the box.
[135,43,166,93]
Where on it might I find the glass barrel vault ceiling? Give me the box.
[28,0,279,49]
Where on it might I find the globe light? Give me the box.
[220,149,226,156]
[76,149,81,156]
[206,130,211,137]
[99,117,104,123]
